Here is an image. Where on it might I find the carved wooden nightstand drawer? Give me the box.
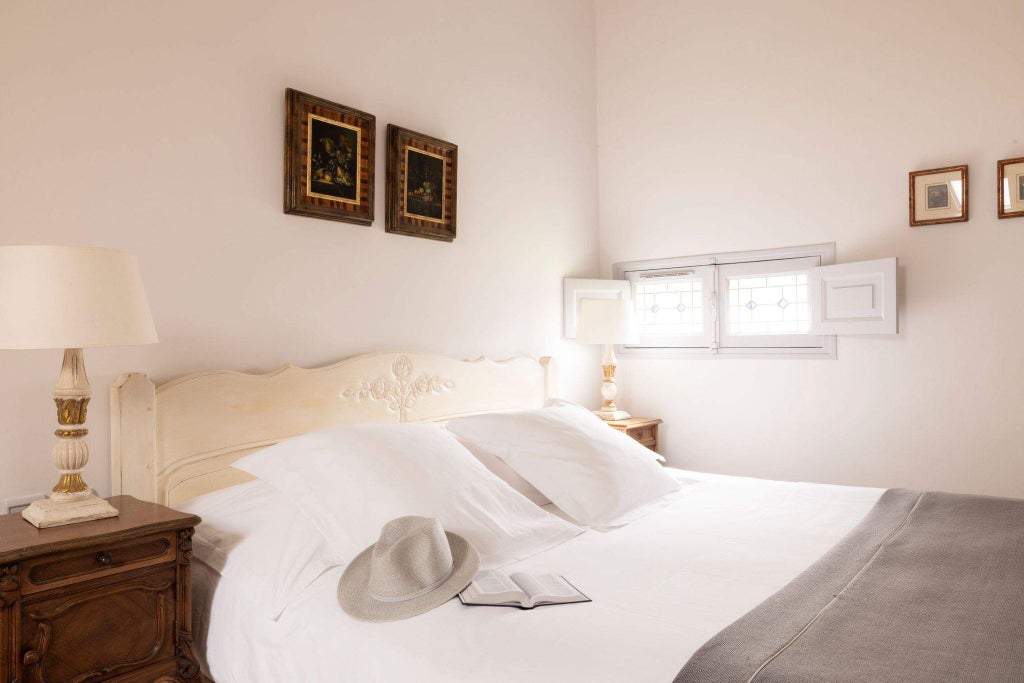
[607,417,662,454]
[0,496,203,683]
[21,531,176,595]
[630,425,656,446]
[21,566,178,681]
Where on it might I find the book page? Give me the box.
[461,570,527,605]
[509,573,583,603]
[473,569,521,594]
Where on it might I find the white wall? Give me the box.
[5,0,1020,506]
[596,0,1024,497]
[0,0,599,505]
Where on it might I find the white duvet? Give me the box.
[192,469,883,682]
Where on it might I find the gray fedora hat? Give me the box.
[339,516,480,622]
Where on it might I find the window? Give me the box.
[718,256,822,350]
[628,267,714,348]
[614,244,836,357]
[567,245,896,357]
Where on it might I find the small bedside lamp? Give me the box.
[575,297,639,421]
[0,246,158,528]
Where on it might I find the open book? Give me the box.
[458,569,591,609]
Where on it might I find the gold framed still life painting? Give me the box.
[284,88,375,225]
[913,164,966,227]
[909,165,968,227]
[998,157,1024,220]
[386,125,458,242]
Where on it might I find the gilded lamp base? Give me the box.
[594,344,631,422]
[22,347,120,529]
[595,408,632,421]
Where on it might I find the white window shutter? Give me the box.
[809,257,897,335]
[563,278,631,339]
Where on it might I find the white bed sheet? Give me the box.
[192,469,883,683]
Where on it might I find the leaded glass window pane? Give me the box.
[726,272,810,336]
[634,276,703,339]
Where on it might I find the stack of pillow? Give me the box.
[178,400,681,619]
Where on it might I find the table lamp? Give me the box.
[0,246,158,528]
[575,297,639,421]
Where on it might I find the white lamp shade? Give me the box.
[0,246,158,349]
[575,297,639,344]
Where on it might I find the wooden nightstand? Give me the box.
[0,496,203,682]
[607,417,662,453]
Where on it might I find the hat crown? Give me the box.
[366,516,454,602]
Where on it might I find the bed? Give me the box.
[110,352,1024,682]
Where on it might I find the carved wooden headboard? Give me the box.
[110,352,557,506]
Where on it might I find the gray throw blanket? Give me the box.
[675,489,1024,683]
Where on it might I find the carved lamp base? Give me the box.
[595,408,632,421]
[22,494,119,528]
[593,344,631,422]
[22,348,120,529]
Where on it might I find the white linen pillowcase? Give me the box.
[175,479,334,620]
[452,434,551,507]
[445,400,682,529]
[233,423,581,568]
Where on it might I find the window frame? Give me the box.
[613,243,837,359]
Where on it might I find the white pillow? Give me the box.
[453,434,551,506]
[445,401,682,529]
[233,423,581,567]
[175,479,334,620]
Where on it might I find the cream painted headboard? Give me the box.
[110,351,557,506]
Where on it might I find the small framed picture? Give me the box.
[284,88,375,225]
[909,165,968,227]
[997,157,1024,220]
[386,125,457,242]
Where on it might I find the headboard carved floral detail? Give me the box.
[342,354,455,422]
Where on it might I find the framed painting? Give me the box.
[998,157,1024,220]
[909,165,968,227]
[386,125,457,242]
[284,88,375,225]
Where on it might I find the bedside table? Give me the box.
[607,417,662,453]
[0,496,203,682]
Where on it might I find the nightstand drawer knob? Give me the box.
[96,552,113,566]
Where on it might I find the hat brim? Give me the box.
[338,531,480,622]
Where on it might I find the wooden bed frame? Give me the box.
[110,351,557,507]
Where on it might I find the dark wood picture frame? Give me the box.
[386,124,457,242]
[997,157,1024,220]
[284,88,375,225]
[909,165,968,227]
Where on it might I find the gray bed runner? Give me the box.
[675,489,1024,682]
